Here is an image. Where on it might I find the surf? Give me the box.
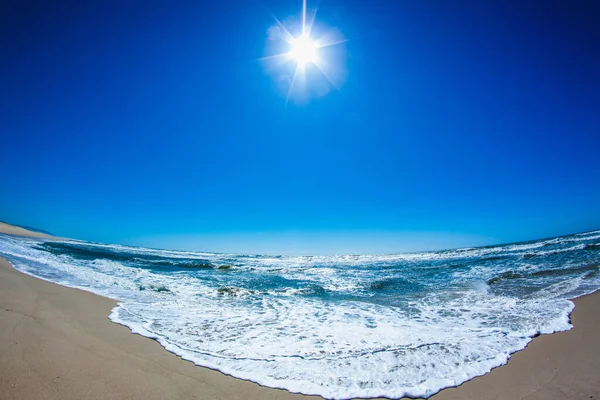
[0,230,598,399]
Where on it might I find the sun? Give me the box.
[290,34,317,68]
[261,0,348,102]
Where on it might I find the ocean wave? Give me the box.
[37,241,220,269]
[1,230,599,399]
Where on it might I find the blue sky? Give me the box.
[1,0,599,254]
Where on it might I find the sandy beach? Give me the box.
[0,225,598,399]
[0,222,56,240]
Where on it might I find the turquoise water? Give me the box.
[0,230,599,398]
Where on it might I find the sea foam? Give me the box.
[0,230,599,398]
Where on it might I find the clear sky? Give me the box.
[1,0,599,255]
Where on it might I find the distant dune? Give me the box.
[0,221,56,239]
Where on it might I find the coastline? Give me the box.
[0,227,598,399]
[0,256,319,400]
[0,222,57,240]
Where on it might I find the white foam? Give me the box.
[0,232,598,399]
[106,290,574,398]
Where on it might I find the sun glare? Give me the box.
[261,0,348,102]
[290,35,317,68]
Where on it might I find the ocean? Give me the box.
[1,230,599,399]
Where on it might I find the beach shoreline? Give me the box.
[0,225,599,399]
[0,222,58,240]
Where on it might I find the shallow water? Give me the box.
[1,230,599,398]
